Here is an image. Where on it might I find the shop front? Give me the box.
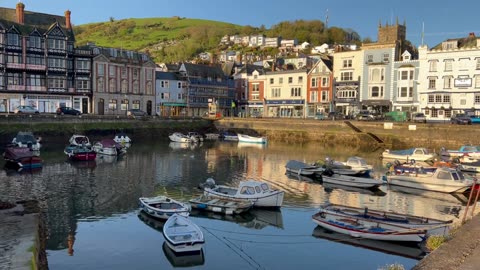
[266,99,305,118]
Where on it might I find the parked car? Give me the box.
[127,109,147,117]
[14,105,39,114]
[411,113,427,123]
[356,110,376,121]
[56,106,81,115]
[451,113,472,125]
[469,115,480,124]
[327,112,345,120]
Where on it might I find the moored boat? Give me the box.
[201,178,284,208]
[139,196,190,219]
[382,148,435,162]
[113,132,132,144]
[92,139,126,156]
[68,134,91,147]
[189,195,253,215]
[321,169,383,189]
[386,166,474,193]
[440,145,480,158]
[169,132,192,143]
[285,160,324,176]
[319,203,452,236]
[237,134,267,144]
[64,145,97,161]
[163,214,205,253]
[321,156,372,176]
[11,131,41,151]
[312,209,427,242]
[2,145,42,169]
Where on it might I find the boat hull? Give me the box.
[139,196,190,219]
[163,214,204,253]
[322,174,382,188]
[237,134,267,144]
[203,188,284,208]
[189,196,253,215]
[387,175,472,193]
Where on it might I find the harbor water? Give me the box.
[0,138,474,270]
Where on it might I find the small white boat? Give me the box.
[113,132,132,144]
[169,132,192,143]
[201,178,284,208]
[187,132,204,142]
[139,196,190,219]
[68,134,92,147]
[219,131,238,141]
[92,139,126,156]
[163,242,205,267]
[163,214,205,253]
[440,145,480,158]
[320,203,452,236]
[325,156,372,176]
[189,195,253,215]
[285,160,324,176]
[382,148,435,162]
[237,134,267,144]
[204,133,220,140]
[386,166,474,193]
[321,171,383,189]
[11,131,41,151]
[312,209,426,242]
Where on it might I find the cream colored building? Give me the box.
[418,33,480,121]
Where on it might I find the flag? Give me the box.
[231,101,236,108]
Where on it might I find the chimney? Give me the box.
[65,10,72,29]
[16,2,25,25]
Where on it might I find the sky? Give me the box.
[2,0,480,48]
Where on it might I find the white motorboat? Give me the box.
[68,134,92,147]
[321,170,383,189]
[11,131,41,151]
[382,148,435,162]
[325,156,373,176]
[312,209,426,242]
[139,196,190,219]
[201,178,284,208]
[386,166,474,193]
[163,214,205,253]
[440,145,480,158]
[237,133,267,144]
[189,195,253,215]
[113,132,132,144]
[187,132,204,142]
[285,160,324,176]
[169,132,192,143]
[92,139,126,156]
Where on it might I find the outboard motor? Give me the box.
[198,178,216,189]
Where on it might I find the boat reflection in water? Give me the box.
[65,160,97,170]
[190,208,284,230]
[323,182,387,197]
[312,226,427,260]
[237,142,267,150]
[169,142,201,151]
[162,242,205,268]
[95,154,119,165]
[137,210,166,231]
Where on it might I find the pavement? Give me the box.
[414,212,480,270]
[0,203,39,270]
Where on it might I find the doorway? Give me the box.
[98,99,104,115]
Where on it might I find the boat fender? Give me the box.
[410,159,416,165]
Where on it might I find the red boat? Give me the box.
[64,145,97,161]
[2,145,42,169]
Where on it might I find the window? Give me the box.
[47,38,65,50]
[121,99,129,111]
[444,77,452,89]
[7,32,19,46]
[279,78,283,84]
[343,59,352,68]
[270,78,274,84]
[428,78,436,89]
[7,73,23,85]
[475,95,480,103]
[177,82,183,88]
[133,69,139,78]
[435,95,442,102]
[7,52,22,64]
[383,53,389,62]
[48,58,66,69]
[28,36,42,49]
[341,72,353,81]
[252,84,259,92]
[27,74,45,86]
[321,91,328,102]
[428,95,434,103]
[321,77,329,87]
[133,80,139,93]
[108,99,117,111]
[311,78,318,87]
[429,61,437,72]
[370,68,384,82]
[398,87,409,97]
[298,76,303,83]
[367,55,373,63]
[310,91,318,102]
[109,66,116,76]
[47,78,65,88]
[400,71,409,80]
[288,77,293,83]
[431,108,438,117]
[109,79,116,92]
[337,90,356,99]
[97,78,104,92]
[443,95,450,103]
[290,87,301,97]
[97,64,105,76]
[146,82,153,95]
[76,59,90,70]
[146,70,153,80]
[121,80,128,93]
[161,80,169,88]
[76,79,89,90]
[121,67,127,78]
[476,76,480,88]
[370,86,383,98]
[445,60,453,71]
[271,88,281,97]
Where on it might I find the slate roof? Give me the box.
[181,62,226,78]
[431,34,479,50]
[236,64,266,75]
[0,6,74,40]
[156,71,181,81]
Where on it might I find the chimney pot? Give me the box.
[65,10,72,29]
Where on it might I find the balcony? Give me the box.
[25,86,47,91]
[6,63,25,69]
[26,64,47,71]
[7,85,26,91]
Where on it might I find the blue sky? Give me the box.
[2,0,479,48]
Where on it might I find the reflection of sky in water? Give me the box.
[1,139,476,270]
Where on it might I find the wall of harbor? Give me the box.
[0,115,478,150]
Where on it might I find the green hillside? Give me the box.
[74,17,242,63]
[74,17,359,63]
